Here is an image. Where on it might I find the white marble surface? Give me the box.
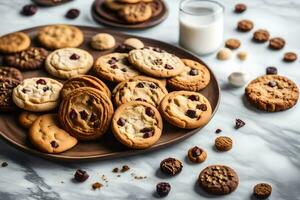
[0,0,300,199]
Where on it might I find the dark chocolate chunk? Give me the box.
[22,4,37,16]
[196,104,207,111]
[117,118,126,126]
[66,8,80,19]
[74,169,89,182]
[36,79,46,85]
[145,107,155,117]
[156,182,171,197]
[185,109,197,118]
[70,53,80,60]
[235,118,245,129]
[50,140,59,148]
[188,95,199,101]
[189,69,198,76]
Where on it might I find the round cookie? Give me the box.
[18,111,40,129]
[188,146,207,163]
[61,75,111,99]
[119,3,152,24]
[123,38,144,49]
[253,183,272,199]
[0,66,23,82]
[0,78,20,112]
[198,165,239,195]
[237,19,254,32]
[159,91,212,129]
[245,75,299,112]
[45,48,94,79]
[112,76,168,107]
[37,24,84,50]
[4,47,48,70]
[93,53,140,83]
[128,47,185,78]
[225,39,240,50]
[269,37,285,50]
[167,59,210,91]
[58,87,114,141]
[12,77,63,112]
[252,29,270,43]
[104,0,126,11]
[215,136,233,151]
[111,101,163,149]
[283,52,297,62]
[91,33,116,50]
[0,32,30,53]
[160,157,183,176]
[29,114,78,153]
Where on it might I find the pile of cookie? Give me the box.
[0,24,213,153]
[103,0,163,24]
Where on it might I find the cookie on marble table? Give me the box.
[215,136,233,151]
[0,78,20,112]
[0,66,23,82]
[29,114,77,153]
[119,3,152,24]
[128,47,185,78]
[12,77,63,112]
[58,87,114,141]
[93,53,140,83]
[245,75,299,112]
[0,32,30,53]
[18,111,40,129]
[187,146,207,163]
[4,47,48,70]
[253,183,272,199]
[91,33,116,50]
[37,24,84,50]
[61,75,111,99]
[112,75,168,107]
[45,48,94,79]
[198,165,239,195]
[237,19,253,32]
[167,59,210,91]
[111,101,162,149]
[159,91,212,129]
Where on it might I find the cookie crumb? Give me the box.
[1,162,8,167]
[117,175,121,177]
[235,119,245,129]
[215,129,222,133]
[74,169,89,182]
[112,167,119,173]
[121,165,130,173]
[92,182,103,190]
[237,51,248,61]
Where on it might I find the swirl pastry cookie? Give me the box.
[61,75,111,99]
[93,53,140,83]
[159,91,212,129]
[167,59,211,91]
[128,47,185,78]
[12,77,63,112]
[37,24,84,50]
[45,48,94,79]
[58,87,114,141]
[0,78,20,112]
[112,76,168,107]
[29,114,77,153]
[0,32,30,53]
[245,75,299,112]
[111,101,163,149]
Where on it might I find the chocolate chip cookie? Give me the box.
[59,87,114,141]
[128,47,185,78]
[4,47,48,70]
[198,165,239,195]
[0,32,30,53]
[237,19,254,32]
[119,3,152,24]
[18,111,40,129]
[188,146,207,163]
[245,75,299,112]
[167,59,210,91]
[111,101,163,149]
[160,157,183,176]
[29,114,77,153]
[159,91,212,129]
[269,37,285,50]
[0,66,23,82]
[112,76,168,107]
[252,29,270,43]
[93,53,140,83]
[0,78,20,112]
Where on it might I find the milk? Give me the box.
[179,1,224,55]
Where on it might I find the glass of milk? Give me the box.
[179,0,224,55]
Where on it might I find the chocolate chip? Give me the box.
[215,128,222,133]
[135,98,147,102]
[111,64,118,69]
[266,66,278,75]
[22,88,29,93]
[235,118,245,129]
[149,83,158,89]
[117,118,126,126]
[112,168,119,173]
[90,113,97,122]
[115,44,134,53]
[189,69,198,76]
[70,53,80,60]
[74,169,89,182]
[140,127,153,133]
[65,8,80,19]
[22,4,37,16]
[121,165,130,172]
[191,146,201,157]
[111,57,118,61]
[141,127,154,138]
[36,79,46,85]
[186,109,197,118]
[79,110,88,120]
[50,141,59,148]
[164,64,173,70]
[188,95,199,101]
[121,68,127,72]
[160,157,183,176]
[69,109,77,120]
[1,162,8,167]
[143,132,154,138]
[145,107,155,117]
[43,87,50,92]
[108,59,117,65]
[136,82,144,88]
[196,104,207,111]
[156,182,171,197]
[268,80,277,87]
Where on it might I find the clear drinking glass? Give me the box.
[179,0,224,55]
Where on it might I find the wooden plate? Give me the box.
[0,25,220,161]
[91,0,169,29]
[32,0,73,6]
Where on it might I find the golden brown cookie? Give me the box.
[237,19,254,32]
[91,33,116,50]
[253,183,272,199]
[111,101,163,149]
[268,37,285,50]
[37,25,84,50]
[29,114,77,153]
[167,59,210,91]
[0,32,30,53]
[225,39,241,50]
[119,3,152,24]
[215,136,233,151]
[58,87,114,141]
[187,146,207,163]
[283,52,297,62]
[245,75,299,112]
[18,111,40,129]
[252,29,270,43]
[159,91,212,129]
[112,76,168,107]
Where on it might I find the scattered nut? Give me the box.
[217,48,232,60]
